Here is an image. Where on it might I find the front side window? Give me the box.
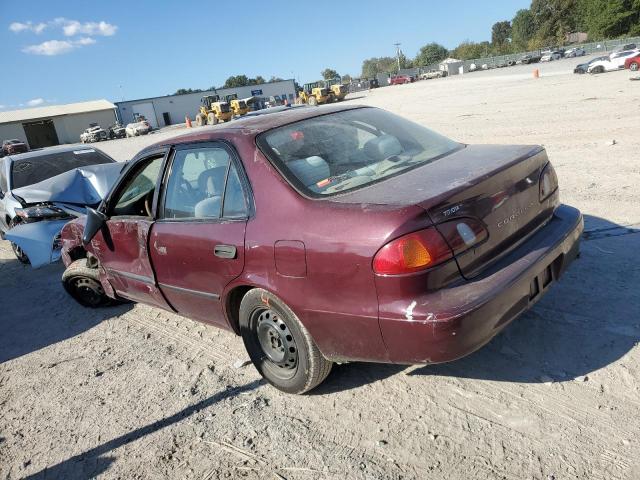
[111,156,163,217]
[257,107,461,197]
[163,146,247,220]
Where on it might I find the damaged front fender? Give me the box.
[5,219,72,268]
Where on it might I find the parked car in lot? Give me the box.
[389,75,414,85]
[564,47,586,58]
[588,49,640,74]
[419,70,446,80]
[108,123,127,139]
[519,53,541,64]
[541,51,562,62]
[0,145,115,263]
[624,53,640,71]
[0,139,29,157]
[125,120,152,137]
[57,105,583,394]
[574,56,607,74]
[80,125,107,143]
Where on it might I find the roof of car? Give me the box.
[4,144,107,162]
[144,103,366,153]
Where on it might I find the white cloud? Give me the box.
[23,39,75,56]
[55,18,117,37]
[9,21,47,34]
[22,37,100,56]
[26,98,45,107]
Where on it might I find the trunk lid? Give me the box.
[330,144,557,279]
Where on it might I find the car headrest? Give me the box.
[287,156,330,186]
[194,196,221,218]
[363,134,403,161]
[197,166,227,196]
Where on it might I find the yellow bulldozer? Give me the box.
[224,94,253,117]
[195,94,233,126]
[298,82,331,106]
[324,79,348,102]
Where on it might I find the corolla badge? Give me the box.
[497,201,534,228]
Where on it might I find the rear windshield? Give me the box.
[257,107,460,197]
[10,149,114,189]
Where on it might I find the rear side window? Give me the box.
[162,146,247,220]
[10,149,114,189]
[257,107,460,197]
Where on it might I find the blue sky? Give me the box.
[0,0,530,110]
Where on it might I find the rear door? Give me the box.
[150,142,251,328]
[90,152,171,309]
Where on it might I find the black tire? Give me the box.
[62,259,112,308]
[307,96,318,106]
[239,288,332,394]
[195,113,207,127]
[631,62,639,72]
[8,218,29,264]
[207,112,218,125]
[592,66,605,74]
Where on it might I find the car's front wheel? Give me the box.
[62,259,112,308]
[239,288,332,394]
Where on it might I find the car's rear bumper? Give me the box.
[378,204,583,364]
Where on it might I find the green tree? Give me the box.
[321,68,339,80]
[491,21,512,45]
[268,76,284,82]
[529,0,579,46]
[414,42,449,66]
[223,75,251,88]
[451,40,491,60]
[361,57,397,78]
[341,74,352,83]
[253,76,266,85]
[511,9,536,50]
[578,0,640,39]
[174,88,203,95]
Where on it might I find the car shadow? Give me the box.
[21,380,262,480]
[0,256,133,364]
[407,214,639,383]
[319,214,639,391]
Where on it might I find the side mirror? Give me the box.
[82,207,108,246]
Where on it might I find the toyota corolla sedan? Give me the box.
[59,105,583,394]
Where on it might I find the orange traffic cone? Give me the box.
[533,68,540,78]
[185,115,192,128]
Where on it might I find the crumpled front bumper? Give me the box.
[379,204,583,364]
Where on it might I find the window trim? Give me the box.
[102,148,169,220]
[156,140,253,224]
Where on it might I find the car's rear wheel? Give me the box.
[62,259,112,308]
[239,288,332,394]
[631,62,639,71]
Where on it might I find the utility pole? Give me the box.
[394,43,402,72]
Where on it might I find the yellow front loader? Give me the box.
[195,94,233,126]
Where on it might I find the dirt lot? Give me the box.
[1,60,639,479]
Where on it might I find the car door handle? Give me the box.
[214,244,237,259]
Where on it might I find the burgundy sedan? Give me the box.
[59,105,583,393]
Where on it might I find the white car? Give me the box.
[588,48,640,74]
[564,47,585,58]
[541,51,562,62]
[125,121,152,137]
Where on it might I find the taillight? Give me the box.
[373,219,488,275]
[539,162,558,201]
[373,228,453,275]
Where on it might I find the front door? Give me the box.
[150,143,250,327]
[89,153,171,309]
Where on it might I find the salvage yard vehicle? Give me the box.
[624,53,640,71]
[564,47,585,58]
[125,120,152,137]
[541,51,562,62]
[419,70,446,80]
[58,105,583,394]
[298,83,331,106]
[519,53,541,64]
[80,125,108,143]
[108,122,127,139]
[389,74,414,85]
[323,79,348,102]
[588,48,640,74]
[1,139,29,157]
[574,56,607,74]
[0,145,116,263]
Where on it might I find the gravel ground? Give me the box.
[1,58,639,480]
